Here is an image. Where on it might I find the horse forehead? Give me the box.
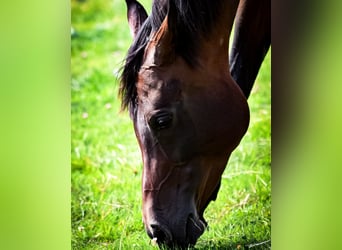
[137,56,224,109]
[138,66,183,96]
[138,61,205,93]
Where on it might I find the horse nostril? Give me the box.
[150,224,171,244]
[150,224,164,238]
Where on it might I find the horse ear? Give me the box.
[125,0,148,38]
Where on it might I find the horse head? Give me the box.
[121,0,250,247]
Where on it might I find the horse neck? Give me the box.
[197,0,239,74]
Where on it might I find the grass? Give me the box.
[71,0,271,249]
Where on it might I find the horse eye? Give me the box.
[148,111,173,130]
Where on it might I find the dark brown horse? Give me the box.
[120,0,270,248]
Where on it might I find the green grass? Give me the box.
[71,0,270,249]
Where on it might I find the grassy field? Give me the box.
[71,0,271,249]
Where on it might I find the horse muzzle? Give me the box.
[145,213,206,249]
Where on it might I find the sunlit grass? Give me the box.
[71,0,270,249]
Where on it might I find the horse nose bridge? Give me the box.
[142,191,199,227]
[143,193,198,223]
[142,163,201,203]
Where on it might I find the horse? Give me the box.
[120,0,270,248]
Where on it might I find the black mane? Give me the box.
[119,0,225,115]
